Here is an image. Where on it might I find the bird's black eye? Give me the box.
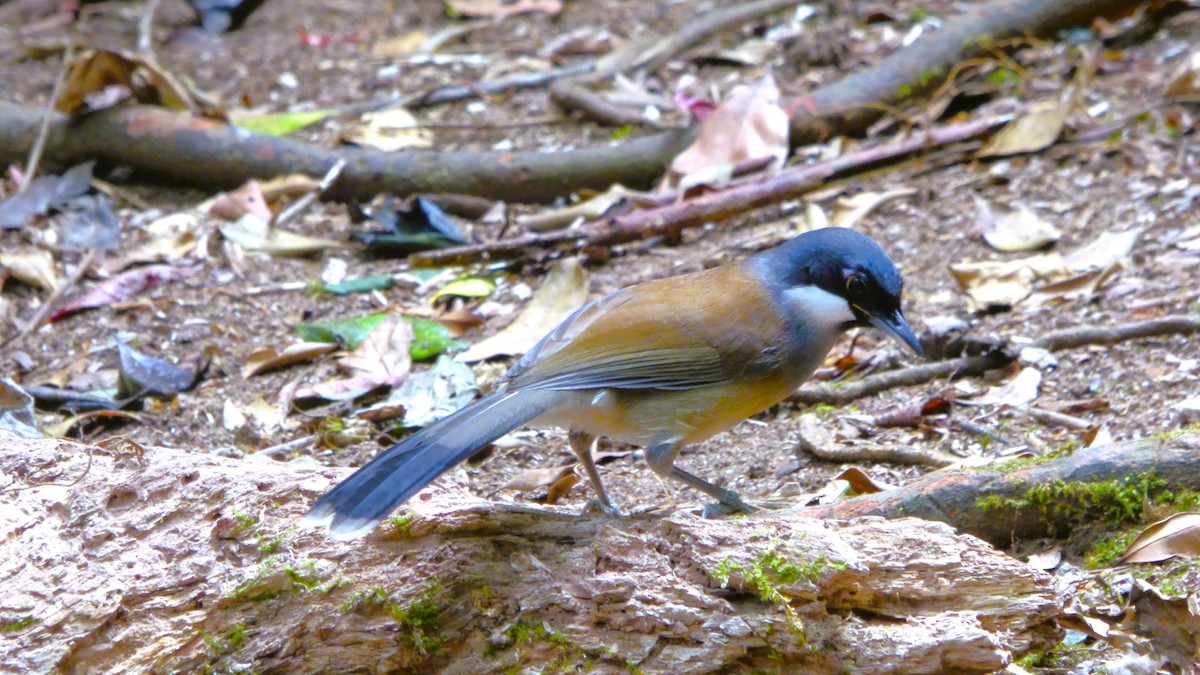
[846,274,868,299]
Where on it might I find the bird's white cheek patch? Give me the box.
[782,285,855,333]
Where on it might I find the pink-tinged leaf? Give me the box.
[673,90,715,122]
[295,318,414,401]
[50,264,198,322]
[663,74,789,190]
[210,180,272,223]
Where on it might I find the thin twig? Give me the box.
[1031,315,1200,351]
[789,352,1010,407]
[257,434,318,460]
[272,159,346,229]
[2,249,96,350]
[790,314,1200,407]
[410,115,1007,267]
[21,42,73,191]
[137,0,162,55]
[799,441,958,468]
[1018,406,1093,431]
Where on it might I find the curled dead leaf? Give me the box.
[458,257,588,362]
[1118,512,1200,564]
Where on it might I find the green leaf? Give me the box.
[295,312,462,358]
[430,277,495,303]
[405,316,463,360]
[321,275,396,296]
[296,313,389,349]
[232,110,335,136]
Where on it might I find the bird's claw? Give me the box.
[580,498,623,517]
[699,497,757,519]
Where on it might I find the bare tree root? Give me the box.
[792,314,1200,407]
[0,0,1144,203]
[792,434,1200,547]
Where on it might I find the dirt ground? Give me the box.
[2,0,1199,662]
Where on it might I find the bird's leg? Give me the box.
[644,439,757,517]
[568,429,621,516]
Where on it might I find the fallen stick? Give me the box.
[791,433,1200,547]
[409,115,1007,266]
[792,314,1200,406]
[0,0,1145,203]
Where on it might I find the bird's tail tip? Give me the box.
[297,503,380,541]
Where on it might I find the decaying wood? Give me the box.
[793,434,1200,548]
[1,439,1061,674]
[0,0,1146,203]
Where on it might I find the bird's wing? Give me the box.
[501,264,786,392]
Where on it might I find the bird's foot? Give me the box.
[699,495,757,519]
[580,498,623,517]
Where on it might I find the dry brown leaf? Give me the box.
[663,74,788,190]
[1165,48,1200,96]
[500,463,575,493]
[978,98,1072,157]
[242,342,338,378]
[433,306,486,338]
[0,249,58,291]
[835,467,897,494]
[295,318,414,400]
[977,200,1062,252]
[948,253,1068,311]
[831,189,916,230]
[1025,547,1062,571]
[447,0,562,17]
[1123,579,1200,670]
[211,181,273,223]
[970,367,1042,407]
[257,174,322,202]
[458,257,588,362]
[1064,228,1141,272]
[545,471,581,505]
[1118,512,1200,564]
[55,49,213,117]
[219,215,342,257]
[341,107,433,152]
[372,30,428,57]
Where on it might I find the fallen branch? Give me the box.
[0,102,691,203]
[785,0,1144,143]
[0,0,1143,202]
[1,438,1062,673]
[790,352,1010,407]
[409,115,1006,266]
[1032,314,1200,351]
[792,434,1200,547]
[791,314,1200,407]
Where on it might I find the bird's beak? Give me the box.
[866,309,924,359]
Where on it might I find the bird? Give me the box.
[302,227,922,540]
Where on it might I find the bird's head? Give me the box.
[755,227,923,358]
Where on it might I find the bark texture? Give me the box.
[0,439,1061,674]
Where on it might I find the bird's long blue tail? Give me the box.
[301,389,562,539]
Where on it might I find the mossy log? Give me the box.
[1,438,1061,674]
